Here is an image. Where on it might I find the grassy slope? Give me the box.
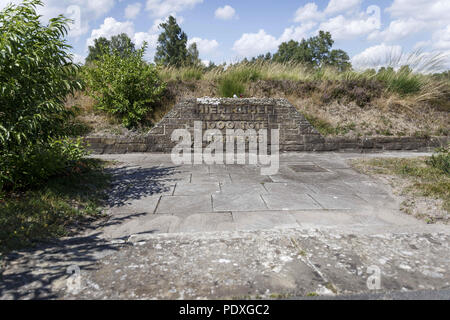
[0,159,111,255]
[69,61,450,138]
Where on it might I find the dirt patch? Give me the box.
[351,158,449,224]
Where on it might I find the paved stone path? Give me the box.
[1,152,449,299]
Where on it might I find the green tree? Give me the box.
[154,16,189,66]
[86,33,136,64]
[187,42,201,66]
[83,44,165,128]
[273,31,351,71]
[86,37,111,63]
[326,49,351,71]
[110,33,136,57]
[0,0,84,189]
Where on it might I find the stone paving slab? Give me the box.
[232,211,299,230]
[173,182,220,196]
[220,182,268,195]
[156,195,212,214]
[261,193,321,210]
[308,194,368,210]
[212,193,268,212]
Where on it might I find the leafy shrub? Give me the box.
[0,0,84,191]
[0,138,87,191]
[83,44,166,128]
[426,145,450,175]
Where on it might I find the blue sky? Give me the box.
[2,0,450,69]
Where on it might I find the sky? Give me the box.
[1,0,450,70]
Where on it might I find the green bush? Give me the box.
[0,0,84,191]
[427,145,450,175]
[0,138,87,191]
[83,45,166,128]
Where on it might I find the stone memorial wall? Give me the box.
[84,98,449,154]
[145,97,324,152]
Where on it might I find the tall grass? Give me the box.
[159,52,448,100]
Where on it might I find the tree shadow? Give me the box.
[0,233,124,300]
[0,165,188,299]
[105,165,183,207]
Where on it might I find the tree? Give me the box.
[83,44,165,128]
[154,16,189,66]
[0,0,83,189]
[326,49,351,72]
[86,33,136,64]
[110,33,136,58]
[86,37,111,63]
[272,31,351,71]
[187,42,201,66]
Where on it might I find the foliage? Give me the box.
[272,31,351,71]
[0,0,84,191]
[0,137,87,191]
[217,63,262,97]
[426,145,450,175]
[155,16,189,67]
[0,159,110,254]
[86,33,136,64]
[83,44,166,128]
[187,42,202,67]
[219,77,246,98]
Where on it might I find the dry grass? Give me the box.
[72,58,449,138]
[352,156,449,224]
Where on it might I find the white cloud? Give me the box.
[232,29,278,57]
[85,16,161,61]
[293,2,380,40]
[214,5,236,20]
[134,31,159,49]
[188,37,219,54]
[324,0,361,15]
[149,13,185,33]
[432,25,450,50]
[387,0,450,25]
[0,0,116,38]
[318,6,381,40]
[351,43,403,70]
[232,22,317,58]
[294,3,323,23]
[145,0,203,18]
[125,3,142,19]
[368,18,426,42]
[278,23,316,43]
[86,17,134,47]
[72,53,85,64]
